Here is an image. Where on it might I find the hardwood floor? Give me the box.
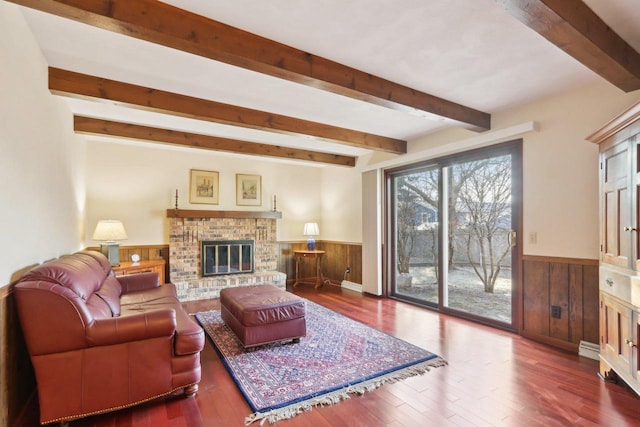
[40,285,640,426]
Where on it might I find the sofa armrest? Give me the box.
[117,272,160,294]
[86,308,176,346]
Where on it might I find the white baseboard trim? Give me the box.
[578,340,600,361]
[341,280,363,293]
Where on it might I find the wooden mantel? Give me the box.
[166,209,282,219]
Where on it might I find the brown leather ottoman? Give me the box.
[220,284,306,348]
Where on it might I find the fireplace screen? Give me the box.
[201,240,254,277]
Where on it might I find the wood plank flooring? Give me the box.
[41,285,640,426]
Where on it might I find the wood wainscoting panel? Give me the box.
[277,241,362,287]
[549,262,570,341]
[522,260,550,336]
[317,241,362,286]
[522,256,599,352]
[581,265,600,344]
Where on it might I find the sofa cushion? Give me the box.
[97,275,122,316]
[85,293,113,319]
[121,283,204,356]
[24,251,109,301]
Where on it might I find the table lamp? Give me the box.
[303,222,319,251]
[92,220,128,266]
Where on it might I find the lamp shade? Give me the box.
[92,220,128,242]
[303,222,319,236]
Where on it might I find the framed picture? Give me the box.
[236,174,261,206]
[189,169,219,204]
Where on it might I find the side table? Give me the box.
[112,259,166,284]
[293,250,326,289]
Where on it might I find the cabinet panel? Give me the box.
[634,312,640,381]
[601,293,632,371]
[635,139,640,271]
[113,260,166,284]
[602,143,630,268]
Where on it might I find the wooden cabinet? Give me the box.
[600,293,633,373]
[112,260,166,284]
[588,100,640,396]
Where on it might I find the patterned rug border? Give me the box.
[195,300,447,425]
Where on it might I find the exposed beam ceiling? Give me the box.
[8,0,491,131]
[495,0,640,92]
[8,0,640,167]
[50,68,405,155]
[74,116,356,167]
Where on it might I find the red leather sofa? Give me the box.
[14,251,204,425]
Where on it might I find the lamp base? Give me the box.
[100,243,121,266]
[306,238,316,251]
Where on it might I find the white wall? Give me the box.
[84,140,328,246]
[0,3,85,286]
[319,166,362,243]
[366,81,640,260]
[494,82,640,259]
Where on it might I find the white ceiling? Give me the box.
[16,0,640,165]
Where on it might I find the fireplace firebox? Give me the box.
[201,240,254,277]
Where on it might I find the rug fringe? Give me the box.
[244,356,448,425]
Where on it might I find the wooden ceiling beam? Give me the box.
[495,0,640,92]
[51,68,404,154]
[74,116,356,167]
[9,0,490,131]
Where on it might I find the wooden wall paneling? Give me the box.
[277,242,293,280]
[523,260,550,336]
[568,264,584,344]
[348,245,362,285]
[318,242,345,285]
[549,262,569,341]
[277,241,363,287]
[522,256,599,352]
[582,264,600,344]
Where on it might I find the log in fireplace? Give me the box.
[201,240,254,277]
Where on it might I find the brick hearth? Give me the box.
[169,215,285,301]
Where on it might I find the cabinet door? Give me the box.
[601,293,633,372]
[633,310,640,381]
[601,141,631,268]
[635,137,640,271]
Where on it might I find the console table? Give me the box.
[112,259,166,284]
[293,250,326,289]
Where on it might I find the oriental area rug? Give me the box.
[195,300,447,425]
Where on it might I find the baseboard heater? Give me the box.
[578,340,599,361]
[341,280,362,293]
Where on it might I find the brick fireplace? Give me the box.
[168,210,286,301]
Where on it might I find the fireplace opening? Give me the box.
[201,240,254,277]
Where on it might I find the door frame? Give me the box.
[384,139,522,332]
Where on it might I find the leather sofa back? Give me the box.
[15,251,122,355]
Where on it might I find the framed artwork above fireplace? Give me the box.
[190,169,219,204]
[236,174,261,206]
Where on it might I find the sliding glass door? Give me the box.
[387,141,521,329]
[392,167,440,305]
